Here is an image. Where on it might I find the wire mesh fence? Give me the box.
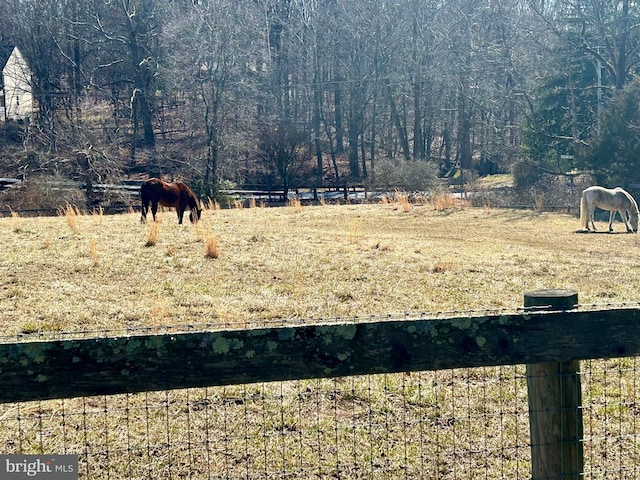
[582,357,640,479]
[0,360,638,479]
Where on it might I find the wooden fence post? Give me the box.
[525,289,583,480]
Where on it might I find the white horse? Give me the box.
[580,186,639,233]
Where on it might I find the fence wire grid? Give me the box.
[1,358,639,479]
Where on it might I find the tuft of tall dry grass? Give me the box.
[288,196,302,212]
[145,221,160,247]
[8,206,21,232]
[193,221,206,243]
[61,203,80,233]
[92,206,104,225]
[207,198,220,211]
[431,192,457,211]
[394,191,412,213]
[88,237,99,265]
[205,230,220,258]
[348,219,361,245]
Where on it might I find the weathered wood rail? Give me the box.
[1,300,639,403]
[1,290,638,478]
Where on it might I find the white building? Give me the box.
[0,45,33,122]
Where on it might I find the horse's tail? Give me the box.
[139,182,149,222]
[579,191,588,230]
[139,183,146,205]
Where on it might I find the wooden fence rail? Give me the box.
[1,290,639,478]
[2,294,638,404]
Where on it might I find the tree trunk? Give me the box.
[387,84,411,161]
[457,91,473,170]
[204,83,221,196]
[334,73,345,154]
[126,17,155,148]
[411,17,424,161]
[313,62,323,184]
[320,104,340,183]
[347,118,360,178]
[413,78,424,160]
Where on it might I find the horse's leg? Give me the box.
[151,201,159,222]
[627,209,634,232]
[588,206,597,231]
[177,207,184,224]
[140,191,148,222]
[622,209,633,232]
[608,210,615,232]
[140,202,147,223]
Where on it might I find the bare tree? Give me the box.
[90,0,163,148]
[163,0,262,194]
[530,0,640,91]
[259,119,312,195]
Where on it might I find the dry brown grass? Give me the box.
[204,230,220,258]
[145,219,161,247]
[288,196,302,212]
[88,237,99,266]
[8,206,21,232]
[206,197,220,210]
[394,191,412,212]
[60,203,80,233]
[1,202,638,335]
[347,218,361,245]
[432,260,454,273]
[431,191,458,210]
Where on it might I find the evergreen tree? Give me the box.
[582,79,640,186]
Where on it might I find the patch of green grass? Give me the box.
[475,173,514,187]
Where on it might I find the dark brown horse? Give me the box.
[140,178,202,224]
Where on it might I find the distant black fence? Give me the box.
[0,177,143,216]
[224,184,369,203]
[0,178,367,198]
[0,178,373,216]
[0,177,596,221]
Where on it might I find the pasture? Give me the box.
[1,199,638,336]
[1,199,640,478]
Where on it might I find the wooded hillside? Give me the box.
[1,1,639,201]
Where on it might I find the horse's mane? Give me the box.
[619,188,639,214]
[178,182,198,208]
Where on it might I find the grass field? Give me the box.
[1,199,640,478]
[1,199,638,337]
